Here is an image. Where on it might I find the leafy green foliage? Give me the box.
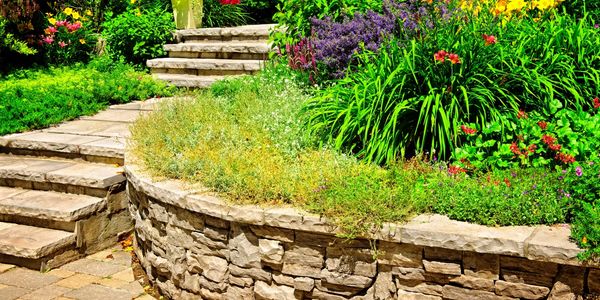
[102,7,174,66]
[0,57,174,135]
[0,18,36,56]
[454,104,600,169]
[203,0,251,27]
[272,0,382,45]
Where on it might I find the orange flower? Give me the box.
[482,34,497,45]
[434,50,448,62]
[447,53,460,64]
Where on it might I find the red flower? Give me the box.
[549,143,562,151]
[460,125,477,135]
[434,50,448,62]
[556,153,575,164]
[448,165,467,175]
[503,178,511,187]
[220,0,240,4]
[517,110,528,119]
[510,142,521,156]
[528,144,537,154]
[541,134,556,146]
[537,121,547,130]
[447,53,460,64]
[594,97,600,109]
[482,34,497,45]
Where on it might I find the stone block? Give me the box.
[397,290,441,300]
[225,286,255,299]
[320,269,373,289]
[442,285,517,300]
[525,225,582,265]
[283,245,324,268]
[259,239,284,264]
[272,272,295,286]
[500,256,558,277]
[186,252,228,282]
[463,252,499,280]
[589,268,600,294]
[250,225,294,242]
[376,241,422,268]
[395,279,443,297]
[311,288,347,300]
[495,280,550,300]
[254,281,296,300]
[372,270,396,300]
[450,275,495,291]
[229,265,271,283]
[294,277,315,292]
[424,247,462,261]
[423,260,461,275]
[326,247,376,277]
[228,224,261,268]
[281,263,321,278]
[228,274,253,287]
[204,226,229,241]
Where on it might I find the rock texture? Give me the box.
[126,163,600,300]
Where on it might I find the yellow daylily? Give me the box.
[85,9,93,16]
[79,39,86,44]
[71,11,81,19]
[64,7,74,15]
[48,17,57,25]
[507,0,527,11]
[131,0,136,4]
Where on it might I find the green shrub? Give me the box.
[0,18,36,56]
[0,57,174,135]
[203,0,251,27]
[102,7,174,66]
[272,0,382,44]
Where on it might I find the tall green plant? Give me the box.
[203,0,250,27]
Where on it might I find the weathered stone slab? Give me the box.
[61,259,128,277]
[259,239,284,264]
[423,260,461,275]
[0,190,106,222]
[0,156,73,182]
[82,109,148,123]
[63,283,133,300]
[294,277,315,292]
[164,42,270,54]
[397,290,441,300]
[0,223,75,259]
[250,225,294,243]
[229,225,261,268]
[0,186,27,200]
[147,58,263,71]
[320,269,372,288]
[283,245,324,268]
[153,74,226,89]
[450,275,495,292]
[377,241,422,268]
[495,280,550,299]
[186,252,228,282]
[46,162,125,189]
[442,285,517,300]
[254,281,296,300]
[500,256,558,277]
[395,279,443,297]
[0,268,61,289]
[228,265,271,283]
[463,252,499,280]
[281,263,321,278]
[526,226,582,265]
[79,138,126,159]
[400,214,534,256]
[3,132,104,153]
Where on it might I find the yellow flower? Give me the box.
[534,0,554,10]
[582,236,588,244]
[131,0,136,4]
[64,7,74,15]
[507,0,527,11]
[48,17,57,25]
[71,11,81,20]
[79,39,86,44]
[135,10,141,16]
[85,10,93,16]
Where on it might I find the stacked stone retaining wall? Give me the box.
[125,163,600,300]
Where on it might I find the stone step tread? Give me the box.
[0,222,75,259]
[147,58,264,70]
[1,131,126,159]
[0,186,106,222]
[176,24,276,38]
[153,74,230,88]
[164,41,271,54]
[0,154,125,189]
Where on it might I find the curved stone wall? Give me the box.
[125,163,600,300]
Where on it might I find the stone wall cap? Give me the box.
[125,160,591,267]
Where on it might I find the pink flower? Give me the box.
[42,36,54,44]
[58,41,67,48]
[55,20,67,27]
[66,22,81,32]
[44,26,58,35]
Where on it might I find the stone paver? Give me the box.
[0,285,29,300]
[0,263,15,274]
[0,244,156,299]
[19,284,72,300]
[63,284,134,300]
[0,223,75,259]
[61,259,127,277]
[0,268,60,289]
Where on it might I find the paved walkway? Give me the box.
[0,243,154,300]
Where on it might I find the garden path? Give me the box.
[0,98,170,299]
[147,24,275,88]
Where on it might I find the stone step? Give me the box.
[153,74,229,88]
[0,154,125,197]
[0,186,106,231]
[175,24,276,42]
[165,41,270,60]
[148,58,264,77]
[0,222,77,270]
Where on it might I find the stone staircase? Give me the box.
[0,100,157,271]
[147,24,275,88]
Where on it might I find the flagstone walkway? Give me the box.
[0,244,154,300]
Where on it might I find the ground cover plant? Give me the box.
[0,57,173,135]
[132,0,600,262]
